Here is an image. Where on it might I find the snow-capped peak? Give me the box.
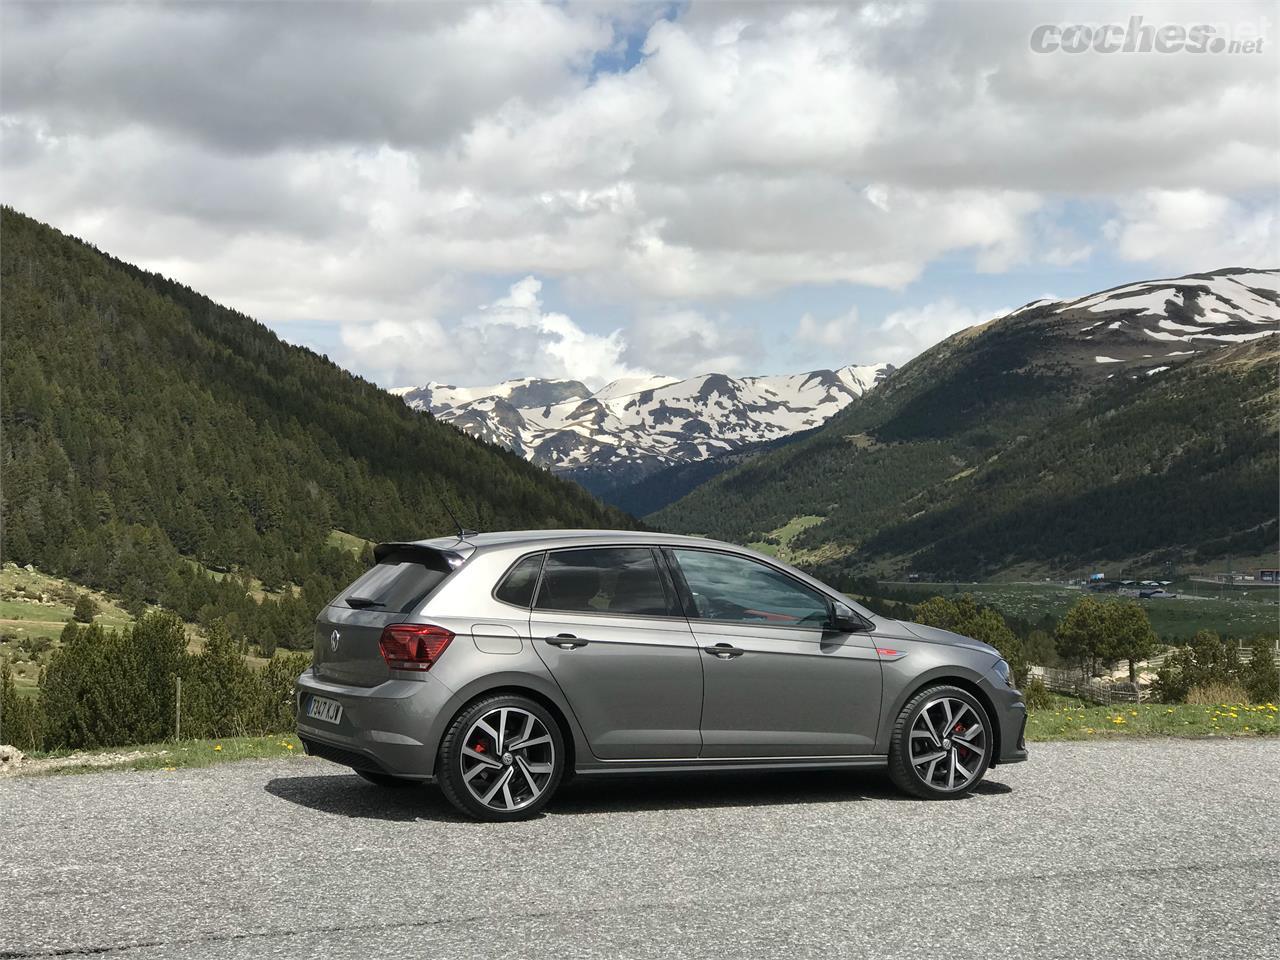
[399,362,893,479]
[1001,267,1279,367]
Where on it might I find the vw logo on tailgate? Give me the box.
[329,629,341,653]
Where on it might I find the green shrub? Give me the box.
[1,658,44,751]
[1239,642,1279,704]
[259,652,310,731]
[72,592,99,623]
[1154,631,1278,704]
[41,612,187,749]
[1023,676,1052,710]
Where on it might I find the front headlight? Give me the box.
[993,658,1013,687]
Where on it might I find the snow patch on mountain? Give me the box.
[398,363,893,476]
[1003,268,1278,374]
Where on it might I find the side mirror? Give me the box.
[827,601,871,634]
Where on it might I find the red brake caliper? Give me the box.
[953,723,968,758]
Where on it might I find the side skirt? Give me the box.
[573,755,889,777]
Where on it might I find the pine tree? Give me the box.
[1055,596,1107,678]
[1239,640,1279,704]
[1103,600,1158,685]
[73,592,98,623]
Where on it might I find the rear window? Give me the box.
[495,553,545,608]
[335,550,450,613]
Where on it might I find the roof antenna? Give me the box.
[435,482,477,541]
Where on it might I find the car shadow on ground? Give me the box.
[265,773,472,823]
[551,769,1012,815]
[265,768,1012,823]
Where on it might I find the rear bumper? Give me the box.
[295,667,452,780]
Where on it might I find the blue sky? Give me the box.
[3,0,1276,387]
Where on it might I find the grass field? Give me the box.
[875,580,1279,639]
[0,565,135,696]
[0,562,278,698]
[9,735,305,777]
[327,529,373,555]
[1025,698,1279,740]
[747,515,847,565]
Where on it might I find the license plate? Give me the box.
[307,695,343,724]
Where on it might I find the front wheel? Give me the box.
[437,694,565,821]
[888,685,992,799]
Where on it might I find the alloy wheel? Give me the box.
[459,706,557,812]
[908,696,987,792]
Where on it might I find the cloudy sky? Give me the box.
[3,0,1276,389]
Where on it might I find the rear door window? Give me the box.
[534,547,675,617]
[335,550,450,613]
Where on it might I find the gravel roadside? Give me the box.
[2,739,1277,959]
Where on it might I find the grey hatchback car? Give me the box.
[296,530,1027,820]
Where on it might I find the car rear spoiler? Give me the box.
[373,541,472,572]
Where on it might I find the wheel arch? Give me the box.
[878,669,1001,761]
[426,674,585,776]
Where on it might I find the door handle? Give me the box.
[703,643,744,659]
[544,633,589,649]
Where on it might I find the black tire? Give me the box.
[437,693,566,822]
[888,684,993,800]
[355,769,416,789]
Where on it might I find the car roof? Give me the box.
[383,528,877,621]
[408,529,732,552]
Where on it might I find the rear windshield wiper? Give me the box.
[344,595,383,609]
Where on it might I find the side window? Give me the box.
[670,549,830,628]
[494,553,545,608]
[535,548,673,616]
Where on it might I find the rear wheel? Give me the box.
[355,769,416,789]
[888,685,992,799]
[437,694,565,821]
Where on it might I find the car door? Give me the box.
[665,547,882,758]
[530,546,703,760]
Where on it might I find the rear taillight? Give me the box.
[378,623,454,672]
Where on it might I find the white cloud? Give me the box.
[797,307,861,349]
[1,0,1276,385]
[340,276,649,389]
[1105,189,1278,270]
[875,300,1009,365]
[623,309,755,377]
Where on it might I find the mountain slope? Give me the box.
[653,268,1279,578]
[398,363,893,502]
[0,209,633,603]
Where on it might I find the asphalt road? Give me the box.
[2,740,1277,960]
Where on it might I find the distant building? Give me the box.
[1260,569,1279,584]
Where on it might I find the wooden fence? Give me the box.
[1034,644,1279,705]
